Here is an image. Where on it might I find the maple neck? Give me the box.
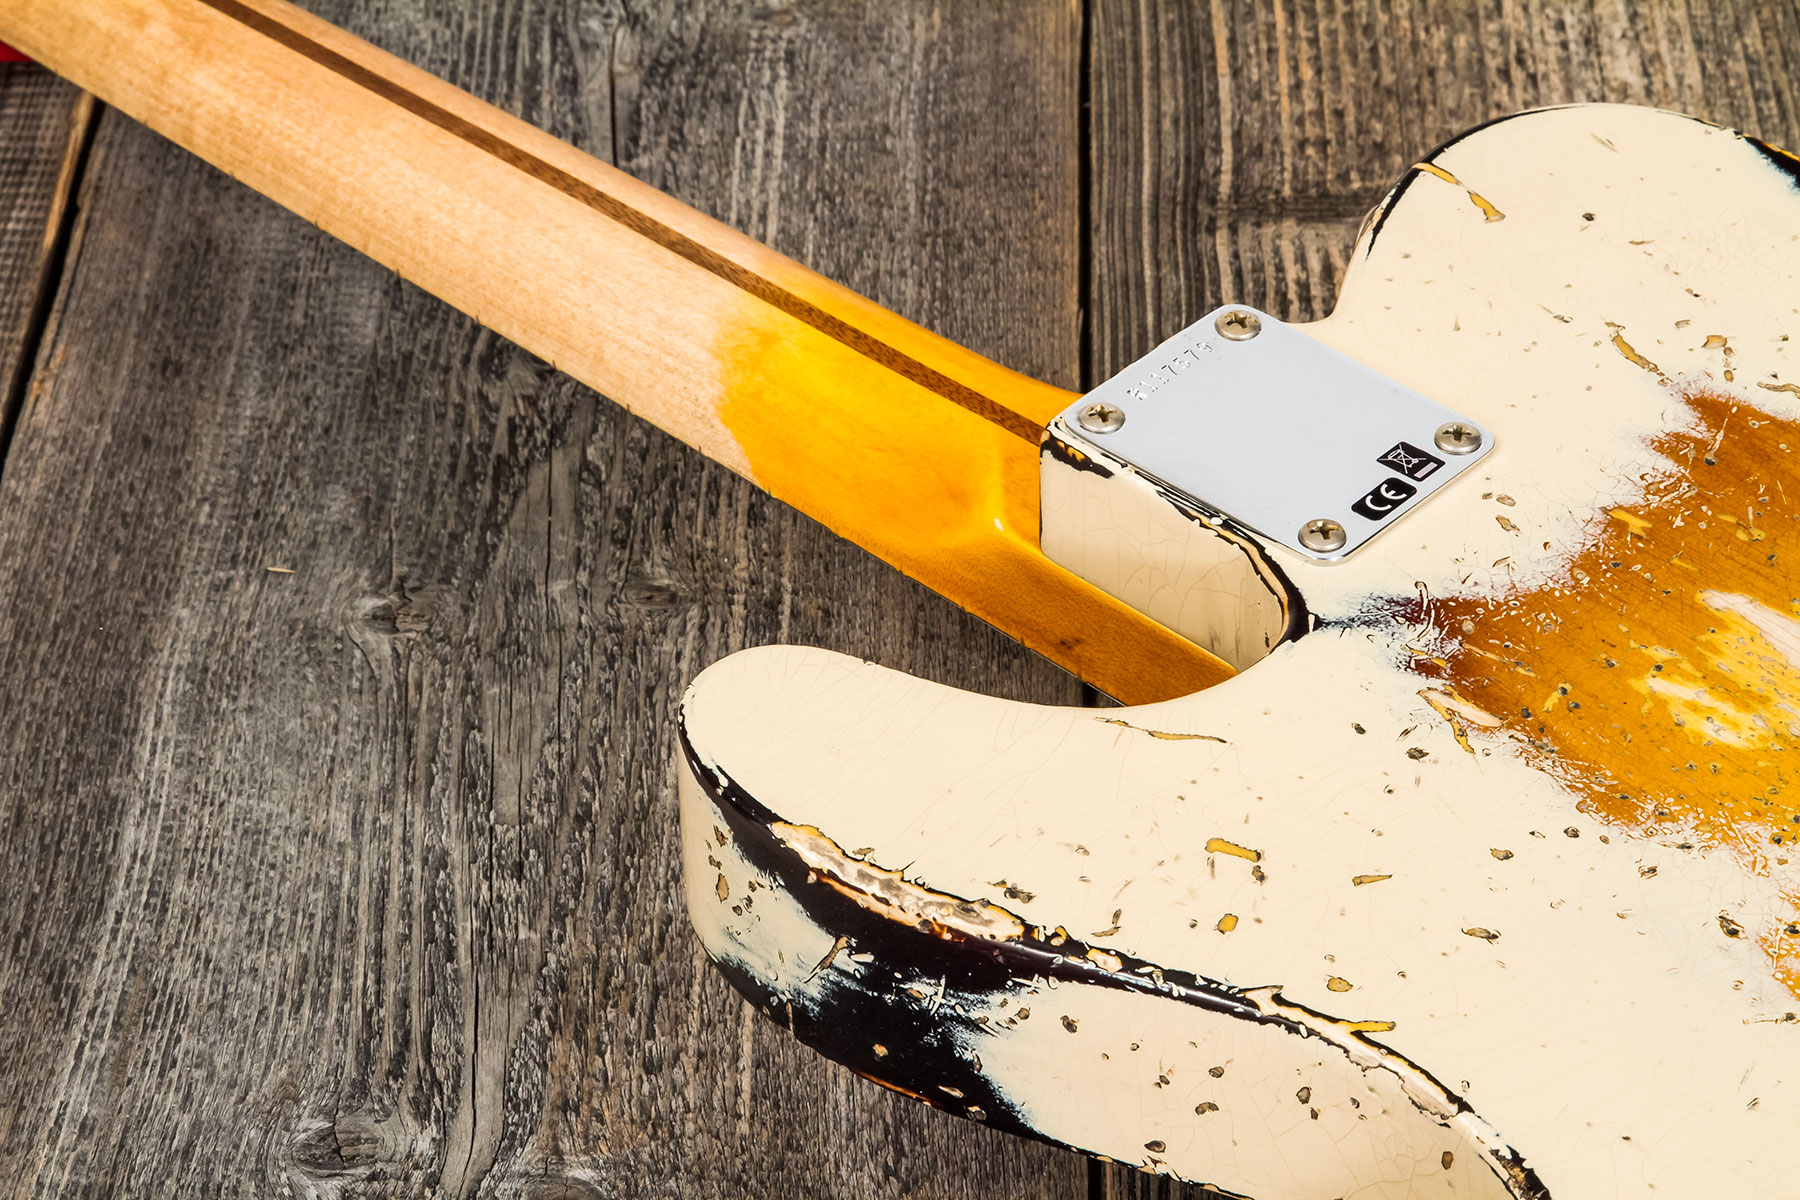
[0,0,1235,701]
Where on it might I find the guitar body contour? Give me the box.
[680,104,1800,1199]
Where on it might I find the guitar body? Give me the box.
[680,105,1800,1199]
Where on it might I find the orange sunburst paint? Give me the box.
[1415,391,1800,994]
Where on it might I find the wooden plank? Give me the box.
[0,65,90,437]
[1088,2,1800,1197]
[0,3,1086,1197]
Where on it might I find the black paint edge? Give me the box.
[678,720,1550,1200]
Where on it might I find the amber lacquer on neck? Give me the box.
[0,0,1237,702]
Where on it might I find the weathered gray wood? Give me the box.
[0,66,89,438]
[0,3,1084,1197]
[1089,2,1800,1197]
[8,3,1800,1198]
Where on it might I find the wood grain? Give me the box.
[0,65,89,445]
[5,1,1800,1198]
[0,2,1086,1196]
[0,0,1232,704]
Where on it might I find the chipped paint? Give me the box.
[1419,685,1503,753]
[773,821,1028,943]
[1415,161,1507,222]
[1097,717,1228,742]
[1607,324,1665,378]
[1419,392,1800,992]
[682,106,1800,1199]
[1205,838,1262,863]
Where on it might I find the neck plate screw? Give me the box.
[1434,421,1483,455]
[1077,401,1126,434]
[1215,309,1262,341]
[1298,518,1347,553]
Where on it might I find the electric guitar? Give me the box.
[686,96,1800,1192]
[9,2,1799,1197]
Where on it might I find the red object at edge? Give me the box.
[0,42,30,63]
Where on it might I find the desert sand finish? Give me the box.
[2,0,1799,1198]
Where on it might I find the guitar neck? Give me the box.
[0,0,1232,701]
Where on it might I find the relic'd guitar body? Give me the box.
[684,96,1800,1196]
[9,1,1800,1197]
[682,106,1800,1199]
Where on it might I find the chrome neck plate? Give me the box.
[1045,306,1493,561]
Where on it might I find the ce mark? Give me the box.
[1350,476,1417,521]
